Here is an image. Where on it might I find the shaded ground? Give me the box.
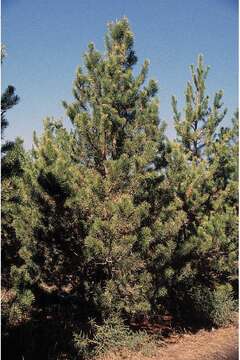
[100,325,238,360]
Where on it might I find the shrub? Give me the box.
[73,315,156,359]
[189,284,236,327]
[210,285,236,327]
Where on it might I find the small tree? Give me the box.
[16,18,166,322]
[148,55,238,325]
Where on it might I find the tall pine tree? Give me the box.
[15,18,166,322]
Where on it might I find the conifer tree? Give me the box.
[1,49,23,285]
[1,50,32,332]
[148,55,238,326]
[3,21,238,360]
[16,18,166,321]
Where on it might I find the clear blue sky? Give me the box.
[2,0,238,148]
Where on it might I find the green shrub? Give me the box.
[189,284,236,327]
[210,285,236,327]
[73,316,156,359]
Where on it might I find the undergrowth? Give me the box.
[73,316,159,359]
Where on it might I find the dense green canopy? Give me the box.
[2,18,238,359]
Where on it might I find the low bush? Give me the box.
[189,284,236,327]
[73,315,157,359]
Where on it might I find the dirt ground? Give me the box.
[100,325,238,360]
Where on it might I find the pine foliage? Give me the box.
[2,19,238,359]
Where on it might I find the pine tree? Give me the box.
[1,48,23,285]
[148,55,238,326]
[15,18,166,322]
[3,21,238,360]
[1,50,33,332]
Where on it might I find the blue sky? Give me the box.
[2,0,238,148]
